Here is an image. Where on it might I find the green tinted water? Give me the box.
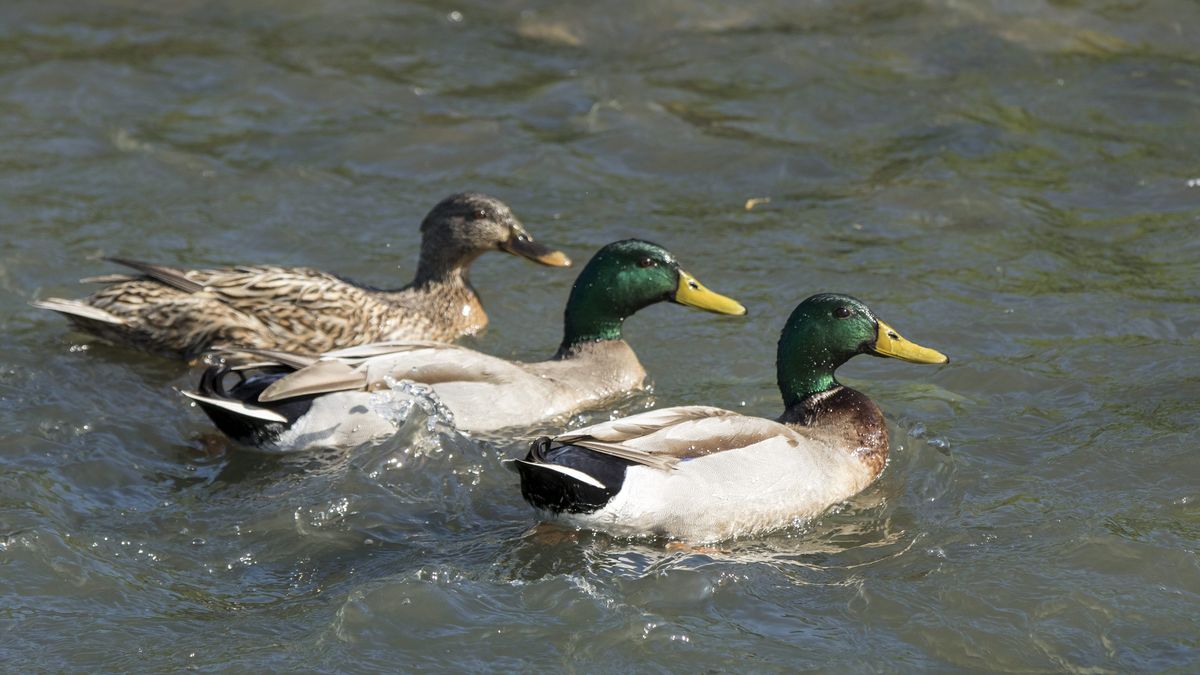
[2,0,1198,671]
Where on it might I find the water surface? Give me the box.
[2,0,1198,671]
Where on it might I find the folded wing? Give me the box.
[553,406,804,471]
[256,341,531,402]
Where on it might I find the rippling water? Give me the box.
[2,0,1198,671]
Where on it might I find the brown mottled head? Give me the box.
[414,193,570,282]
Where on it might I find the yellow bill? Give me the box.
[502,234,572,267]
[673,270,747,316]
[873,319,949,364]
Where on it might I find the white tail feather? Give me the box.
[517,460,607,489]
[180,390,289,423]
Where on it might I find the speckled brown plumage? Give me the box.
[778,385,890,478]
[33,193,570,359]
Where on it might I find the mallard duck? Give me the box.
[508,293,949,543]
[31,193,570,358]
[182,239,747,452]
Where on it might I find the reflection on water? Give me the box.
[2,0,1199,671]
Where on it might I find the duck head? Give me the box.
[776,293,948,408]
[559,239,745,350]
[415,193,571,281]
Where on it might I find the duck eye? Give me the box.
[637,257,656,268]
[472,209,488,220]
[834,306,852,319]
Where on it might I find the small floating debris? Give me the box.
[744,197,770,210]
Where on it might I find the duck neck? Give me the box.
[782,363,844,410]
[556,306,628,357]
[392,265,478,311]
[411,248,481,290]
[777,339,848,414]
[392,254,483,329]
[778,382,845,426]
[555,281,645,358]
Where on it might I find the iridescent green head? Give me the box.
[559,239,745,352]
[776,293,948,408]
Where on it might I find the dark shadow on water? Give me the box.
[486,491,923,585]
[213,444,357,486]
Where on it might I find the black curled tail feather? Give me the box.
[198,362,238,399]
[526,435,554,462]
[191,365,310,448]
[516,439,634,515]
[200,363,297,404]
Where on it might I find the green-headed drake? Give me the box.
[182,239,746,451]
[32,193,571,359]
[509,293,948,543]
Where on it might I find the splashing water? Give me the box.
[367,377,457,436]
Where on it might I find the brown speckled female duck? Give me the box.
[33,193,570,358]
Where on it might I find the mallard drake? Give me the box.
[508,293,949,543]
[31,193,570,358]
[182,239,747,452]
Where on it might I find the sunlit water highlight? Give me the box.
[1,0,1198,671]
